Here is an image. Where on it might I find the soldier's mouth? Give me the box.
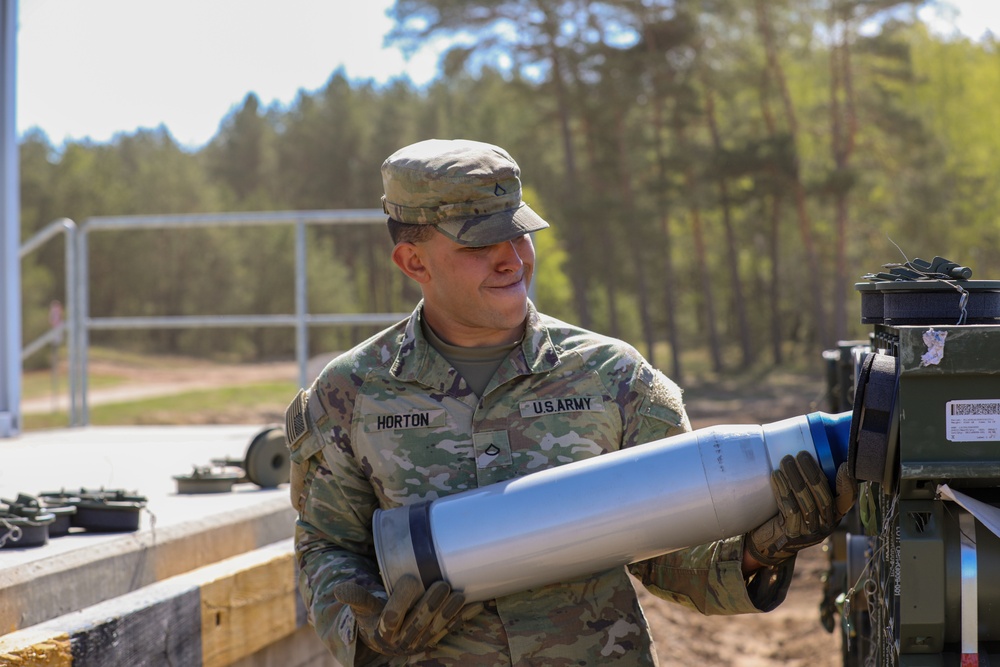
[486,273,526,291]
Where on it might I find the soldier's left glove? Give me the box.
[333,574,482,656]
[746,451,858,567]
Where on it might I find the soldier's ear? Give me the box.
[392,242,431,284]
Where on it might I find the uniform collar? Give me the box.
[390,300,560,386]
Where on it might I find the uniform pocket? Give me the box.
[473,430,512,469]
[639,400,682,428]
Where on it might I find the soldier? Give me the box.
[285,138,857,666]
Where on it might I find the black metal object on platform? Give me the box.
[0,493,56,548]
[857,255,1000,326]
[175,424,290,494]
[38,488,148,532]
[172,466,242,494]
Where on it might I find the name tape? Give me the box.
[519,396,604,418]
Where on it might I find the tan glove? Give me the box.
[333,574,482,656]
[747,451,858,567]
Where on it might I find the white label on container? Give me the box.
[946,399,1000,442]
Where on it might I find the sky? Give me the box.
[13,0,1000,152]
[15,0,445,150]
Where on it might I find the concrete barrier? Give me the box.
[0,540,335,666]
[0,426,338,666]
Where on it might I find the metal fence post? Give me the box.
[295,217,309,389]
[0,0,19,438]
[78,226,90,426]
[66,219,78,426]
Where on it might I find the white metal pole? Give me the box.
[295,218,308,389]
[0,0,20,438]
[65,220,78,426]
[78,226,89,425]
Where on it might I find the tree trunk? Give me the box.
[543,14,592,329]
[829,1,859,343]
[615,107,655,362]
[687,195,724,373]
[644,24,683,380]
[758,52,785,365]
[754,0,830,349]
[703,84,754,369]
[769,193,784,365]
[660,213,683,383]
[580,111,621,338]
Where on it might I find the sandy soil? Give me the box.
[642,547,840,667]
[23,357,847,665]
[643,371,843,667]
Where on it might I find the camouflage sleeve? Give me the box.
[286,384,384,666]
[620,363,794,614]
[629,537,795,614]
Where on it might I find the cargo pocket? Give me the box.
[640,400,682,428]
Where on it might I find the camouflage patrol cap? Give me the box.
[381,139,550,247]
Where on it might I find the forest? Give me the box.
[18,0,1000,382]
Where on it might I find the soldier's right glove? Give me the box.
[746,451,857,567]
[333,574,482,656]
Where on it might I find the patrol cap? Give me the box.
[381,138,550,247]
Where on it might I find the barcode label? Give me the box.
[951,402,1000,416]
[947,399,1000,442]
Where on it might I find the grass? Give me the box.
[22,380,297,431]
[22,368,127,400]
[21,345,158,401]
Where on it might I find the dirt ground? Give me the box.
[641,547,840,666]
[642,371,843,667]
[26,358,847,666]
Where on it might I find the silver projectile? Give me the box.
[373,411,852,603]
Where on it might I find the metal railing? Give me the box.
[23,210,410,426]
[19,217,79,424]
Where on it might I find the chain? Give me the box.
[0,518,23,547]
[872,491,900,667]
[842,488,899,667]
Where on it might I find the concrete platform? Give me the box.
[0,425,299,635]
[0,539,338,667]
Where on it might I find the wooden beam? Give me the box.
[200,546,298,667]
[0,540,306,667]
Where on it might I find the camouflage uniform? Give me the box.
[288,301,794,666]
